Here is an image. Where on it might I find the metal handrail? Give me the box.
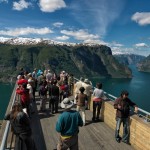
[0,122,10,150]
[74,77,150,122]
[0,84,17,150]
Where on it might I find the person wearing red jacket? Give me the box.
[17,75,28,85]
[16,83,30,117]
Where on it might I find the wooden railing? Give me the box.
[74,77,150,150]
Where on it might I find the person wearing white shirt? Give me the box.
[82,79,93,110]
[92,83,107,122]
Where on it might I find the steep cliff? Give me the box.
[0,44,132,82]
[114,54,145,65]
[137,55,150,72]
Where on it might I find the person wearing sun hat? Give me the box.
[60,97,74,109]
[56,98,83,150]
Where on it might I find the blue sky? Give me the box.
[0,0,150,56]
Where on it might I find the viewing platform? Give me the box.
[0,82,150,150]
[30,95,134,150]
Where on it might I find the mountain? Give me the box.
[114,54,145,65]
[0,37,92,46]
[137,55,150,72]
[0,38,132,82]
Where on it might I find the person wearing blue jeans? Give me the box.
[115,117,130,143]
[114,90,138,144]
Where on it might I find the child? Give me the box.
[76,87,88,126]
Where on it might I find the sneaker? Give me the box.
[116,137,122,143]
[116,138,121,143]
[122,140,131,145]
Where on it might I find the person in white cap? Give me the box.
[56,98,83,150]
[82,78,93,110]
[74,77,84,104]
[46,69,53,83]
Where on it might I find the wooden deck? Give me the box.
[31,95,134,150]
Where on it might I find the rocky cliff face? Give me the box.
[137,55,150,72]
[71,46,132,78]
[114,54,145,65]
[0,44,132,82]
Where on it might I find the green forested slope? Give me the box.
[0,44,132,82]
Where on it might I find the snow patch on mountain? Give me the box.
[0,37,102,46]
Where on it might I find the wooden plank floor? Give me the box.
[31,95,134,150]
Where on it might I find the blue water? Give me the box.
[0,83,14,119]
[90,65,150,112]
[0,65,150,120]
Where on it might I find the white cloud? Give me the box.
[111,47,135,55]
[109,41,124,47]
[53,22,63,28]
[131,12,150,26]
[61,29,99,40]
[0,27,53,36]
[134,43,149,48]
[39,0,66,12]
[83,39,107,45]
[55,35,69,41]
[13,0,32,11]
[70,0,126,36]
[111,43,149,56]
[61,29,107,44]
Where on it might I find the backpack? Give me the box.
[60,84,66,91]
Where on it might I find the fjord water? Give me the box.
[0,65,150,120]
[0,83,14,120]
[90,65,150,112]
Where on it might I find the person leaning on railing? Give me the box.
[114,90,138,144]
[92,83,107,122]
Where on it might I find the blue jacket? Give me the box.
[56,110,83,136]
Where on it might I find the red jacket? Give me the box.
[16,88,30,104]
[17,79,28,85]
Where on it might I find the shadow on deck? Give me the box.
[31,95,134,150]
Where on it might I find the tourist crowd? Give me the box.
[4,67,138,150]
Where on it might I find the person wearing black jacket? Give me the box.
[4,103,36,150]
[114,90,138,144]
[39,80,48,112]
[49,80,60,114]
